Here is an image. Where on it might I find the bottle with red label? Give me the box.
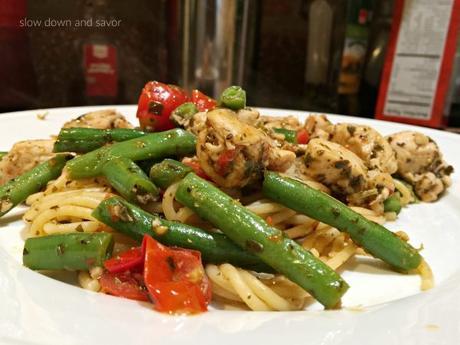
[80,0,121,105]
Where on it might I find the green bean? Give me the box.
[175,173,348,309]
[54,128,146,153]
[219,86,246,110]
[170,102,198,125]
[23,232,114,271]
[102,157,159,204]
[92,196,271,272]
[0,154,71,217]
[262,171,422,271]
[66,129,196,179]
[273,128,297,143]
[149,159,192,189]
[0,151,7,160]
[384,194,402,214]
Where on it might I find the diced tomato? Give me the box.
[216,149,237,176]
[266,216,273,226]
[182,159,211,180]
[99,271,149,302]
[191,89,217,112]
[136,81,188,131]
[104,247,144,274]
[296,129,310,144]
[142,235,211,314]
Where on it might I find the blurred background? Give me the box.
[0,0,459,127]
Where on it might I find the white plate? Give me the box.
[0,106,459,345]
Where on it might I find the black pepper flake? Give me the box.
[374,143,383,152]
[316,174,326,182]
[331,207,340,218]
[23,248,29,256]
[341,165,352,178]
[334,160,349,169]
[370,150,377,159]
[350,175,364,188]
[304,153,314,165]
[444,165,454,175]
[148,101,164,116]
[346,125,356,136]
[358,228,366,235]
[246,239,264,253]
[80,239,90,245]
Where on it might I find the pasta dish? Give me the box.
[0,82,453,313]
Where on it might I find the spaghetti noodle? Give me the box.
[24,170,112,237]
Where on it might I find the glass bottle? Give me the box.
[337,0,375,115]
[303,0,347,113]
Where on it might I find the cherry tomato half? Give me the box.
[104,247,144,274]
[296,129,310,145]
[142,235,211,314]
[99,271,149,302]
[136,81,188,132]
[182,158,211,180]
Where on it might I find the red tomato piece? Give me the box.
[99,271,149,302]
[216,149,237,176]
[142,235,211,314]
[182,158,211,180]
[136,81,188,132]
[104,247,144,274]
[296,129,310,144]
[266,215,273,226]
[191,89,217,112]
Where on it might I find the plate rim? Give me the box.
[0,105,459,345]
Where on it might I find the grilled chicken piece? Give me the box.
[196,108,295,188]
[387,131,453,202]
[303,139,368,196]
[255,115,304,154]
[306,115,397,174]
[305,114,333,140]
[0,109,132,185]
[258,115,301,131]
[0,140,55,185]
[63,109,133,129]
[236,107,260,125]
[329,123,397,174]
[178,107,261,135]
[303,139,394,212]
